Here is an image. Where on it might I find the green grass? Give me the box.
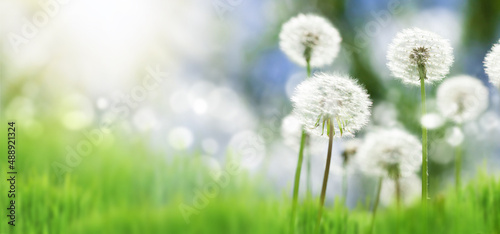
[1,126,499,233]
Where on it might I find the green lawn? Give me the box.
[1,127,499,234]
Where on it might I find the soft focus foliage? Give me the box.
[1,0,500,232]
[0,128,499,233]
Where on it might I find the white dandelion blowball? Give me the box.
[484,40,500,89]
[437,75,489,124]
[279,14,342,68]
[387,28,454,85]
[357,128,422,179]
[291,73,372,139]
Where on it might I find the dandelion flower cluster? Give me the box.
[437,75,489,124]
[387,28,454,85]
[280,14,342,67]
[291,73,372,139]
[357,128,422,179]
[484,40,500,88]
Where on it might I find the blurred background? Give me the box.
[1,0,500,232]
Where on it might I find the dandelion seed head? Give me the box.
[437,75,489,124]
[280,14,342,68]
[291,73,372,139]
[409,47,431,65]
[484,40,500,89]
[387,28,454,85]
[357,128,422,179]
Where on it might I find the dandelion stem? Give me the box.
[342,162,348,203]
[291,129,306,233]
[305,60,312,197]
[418,64,429,206]
[306,143,312,198]
[455,124,464,194]
[317,118,334,229]
[395,177,401,209]
[455,133,462,193]
[306,61,311,78]
[290,60,312,233]
[370,177,383,234]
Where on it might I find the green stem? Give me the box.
[370,177,383,234]
[306,60,312,198]
[455,137,462,194]
[395,177,401,210]
[291,129,307,233]
[306,61,311,77]
[317,119,334,229]
[290,60,311,233]
[418,64,428,206]
[455,124,464,194]
[342,163,348,203]
[306,143,312,199]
